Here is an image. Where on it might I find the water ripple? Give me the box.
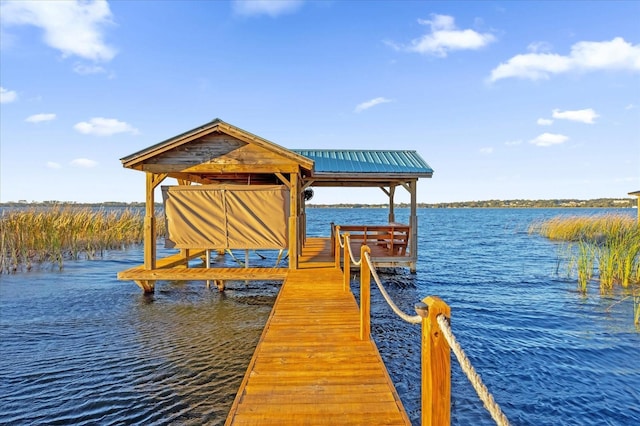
[1,208,639,425]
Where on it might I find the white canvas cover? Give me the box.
[162,184,289,250]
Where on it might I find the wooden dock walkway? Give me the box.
[225,266,411,425]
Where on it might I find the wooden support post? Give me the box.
[409,179,418,273]
[144,174,157,276]
[389,184,396,223]
[134,280,155,293]
[138,172,166,293]
[330,222,335,256]
[206,249,211,289]
[334,225,341,269]
[416,296,451,426]
[343,233,350,292]
[359,245,371,341]
[143,216,156,270]
[181,248,190,264]
[143,172,167,272]
[288,172,299,270]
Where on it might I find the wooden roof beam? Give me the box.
[275,173,291,188]
[121,126,222,168]
[140,163,300,174]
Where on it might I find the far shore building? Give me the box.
[629,190,640,223]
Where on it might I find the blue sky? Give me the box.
[1,0,638,205]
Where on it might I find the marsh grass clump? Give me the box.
[572,240,596,293]
[530,214,640,326]
[0,206,166,272]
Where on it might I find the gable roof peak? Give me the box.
[120,118,314,171]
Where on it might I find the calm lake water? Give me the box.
[1,208,639,425]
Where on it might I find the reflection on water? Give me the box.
[1,208,639,425]
[129,283,278,425]
[0,268,278,426]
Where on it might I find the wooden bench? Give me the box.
[331,223,410,256]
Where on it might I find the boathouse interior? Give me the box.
[117,118,433,292]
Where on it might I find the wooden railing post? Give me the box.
[343,233,351,292]
[334,225,341,269]
[416,296,451,426]
[359,245,371,340]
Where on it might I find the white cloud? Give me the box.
[232,0,303,17]
[625,104,636,110]
[490,53,572,81]
[489,37,640,82]
[73,63,106,75]
[0,0,116,62]
[74,117,139,136]
[1,86,18,103]
[354,97,392,113]
[537,118,553,126]
[529,132,569,147]
[479,147,494,154]
[552,108,599,124]
[505,140,522,146]
[392,14,496,57]
[46,161,61,169]
[527,41,553,53]
[25,113,56,123]
[70,158,98,168]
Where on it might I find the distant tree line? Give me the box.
[419,198,635,208]
[0,198,635,209]
[308,198,637,208]
[0,201,148,208]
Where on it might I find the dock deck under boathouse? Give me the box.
[117,118,448,424]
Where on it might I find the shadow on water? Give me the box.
[0,269,279,426]
[122,281,278,425]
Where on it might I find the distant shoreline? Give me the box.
[0,198,635,209]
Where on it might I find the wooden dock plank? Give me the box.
[230,412,406,426]
[117,266,287,281]
[225,268,410,425]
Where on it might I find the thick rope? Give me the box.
[355,243,509,425]
[364,252,421,324]
[334,229,362,266]
[337,229,345,248]
[436,315,510,426]
[344,234,363,266]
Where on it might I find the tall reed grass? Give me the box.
[0,206,166,272]
[529,214,640,326]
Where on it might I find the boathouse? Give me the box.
[117,118,433,292]
[113,119,486,425]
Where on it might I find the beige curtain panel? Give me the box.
[162,184,290,250]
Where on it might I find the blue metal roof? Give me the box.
[292,150,433,175]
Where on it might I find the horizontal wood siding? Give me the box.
[148,134,245,166]
[140,134,302,175]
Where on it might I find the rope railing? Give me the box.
[335,229,510,426]
[436,315,510,426]
[334,226,362,266]
[345,235,363,266]
[335,225,345,249]
[363,250,421,324]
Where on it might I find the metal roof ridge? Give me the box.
[292,149,418,152]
